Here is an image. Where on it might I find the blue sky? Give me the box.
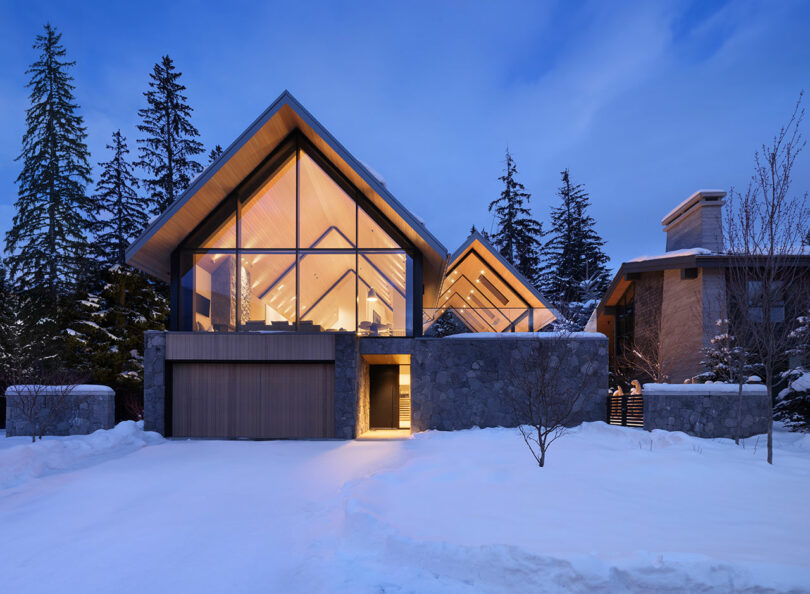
[0,0,808,268]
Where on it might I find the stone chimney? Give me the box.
[661,190,726,253]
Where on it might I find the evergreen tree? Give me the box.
[0,259,53,386]
[208,144,223,164]
[93,130,148,270]
[543,169,610,304]
[424,309,470,337]
[698,319,755,383]
[65,266,169,418]
[488,149,544,284]
[775,311,810,431]
[5,24,93,300]
[136,55,203,216]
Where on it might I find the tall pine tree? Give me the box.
[208,144,223,164]
[93,130,148,270]
[543,169,610,305]
[136,55,203,216]
[488,149,544,285]
[5,24,93,300]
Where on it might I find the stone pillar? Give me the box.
[143,331,167,435]
[334,333,361,439]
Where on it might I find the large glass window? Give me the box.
[189,253,237,332]
[240,155,296,249]
[299,152,356,249]
[239,253,296,331]
[299,252,357,332]
[178,137,413,335]
[359,252,408,336]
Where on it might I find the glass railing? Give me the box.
[423,307,556,335]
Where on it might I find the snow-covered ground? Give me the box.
[1,422,809,593]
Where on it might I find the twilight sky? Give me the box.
[1,0,808,270]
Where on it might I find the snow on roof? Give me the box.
[661,189,726,226]
[628,248,712,263]
[360,161,386,187]
[643,383,766,394]
[445,331,607,340]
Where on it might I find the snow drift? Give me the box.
[1,421,809,592]
[0,420,163,490]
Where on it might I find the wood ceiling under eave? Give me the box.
[126,98,448,307]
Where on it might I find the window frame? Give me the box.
[174,131,417,335]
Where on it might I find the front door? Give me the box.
[369,365,399,428]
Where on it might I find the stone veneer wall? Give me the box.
[5,385,115,437]
[334,334,364,439]
[143,330,166,435]
[642,384,769,438]
[410,334,608,432]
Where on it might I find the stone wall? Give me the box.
[334,334,362,439]
[5,385,115,437]
[410,334,608,432]
[143,330,167,435]
[642,383,769,438]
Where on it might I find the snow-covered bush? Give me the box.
[696,319,757,384]
[775,313,810,431]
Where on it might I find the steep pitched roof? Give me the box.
[429,231,559,331]
[447,231,556,309]
[125,90,449,306]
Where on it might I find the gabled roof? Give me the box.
[429,231,559,332]
[447,231,557,310]
[125,90,449,306]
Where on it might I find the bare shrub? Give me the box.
[506,333,597,467]
[5,364,84,442]
[724,93,810,463]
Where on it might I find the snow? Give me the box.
[660,189,726,225]
[1,422,809,592]
[359,160,386,187]
[644,382,767,394]
[0,421,162,490]
[5,384,115,396]
[790,371,810,393]
[446,331,607,340]
[628,247,712,262]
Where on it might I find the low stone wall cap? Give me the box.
[642,383,767,395]
[5,384,115,396]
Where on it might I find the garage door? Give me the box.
[171,363,335,438]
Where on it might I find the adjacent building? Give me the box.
[589,190,810,384]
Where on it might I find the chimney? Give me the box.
[661,190,726,252]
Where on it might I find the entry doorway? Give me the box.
[370,365,399,428]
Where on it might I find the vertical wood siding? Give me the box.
[171,362,335,438]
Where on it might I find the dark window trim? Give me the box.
[172,130,418,336]
[442,248,531,309]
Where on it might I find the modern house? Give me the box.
[589,190,810,384]
[126,91,607,439]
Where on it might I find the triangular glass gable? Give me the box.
[359,207,398,249]
[299,151,356,249]
[240,154,296,249]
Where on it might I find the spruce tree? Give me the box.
[488,149,544,284]
[5,24,93,300]
[93,130,148,270]
[543,169,610,305]
[208,144,223,164]
[699,319,755,383]
[65,266,169,417]
[136,55,203,216]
